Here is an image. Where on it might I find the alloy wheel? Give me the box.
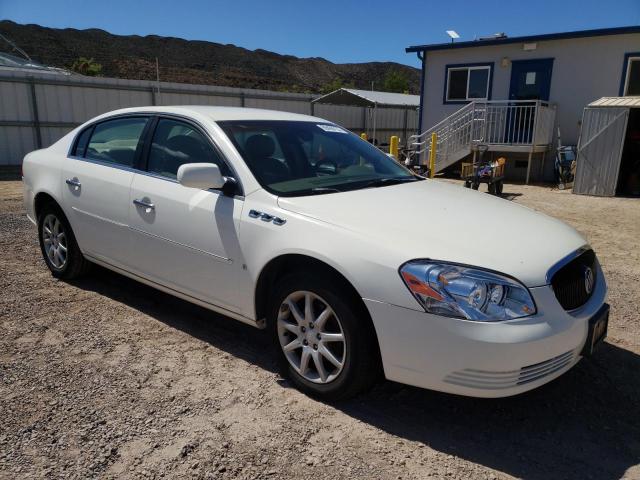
[42,213,67,269]
[277,291,346,384]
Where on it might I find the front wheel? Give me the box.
[270,274,380,400]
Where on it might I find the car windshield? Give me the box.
[217,120,421,196]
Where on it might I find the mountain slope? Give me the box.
[0,20,419,93]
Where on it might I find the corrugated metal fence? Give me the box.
[0,71,419,166]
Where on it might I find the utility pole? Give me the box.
[155,57,162,105]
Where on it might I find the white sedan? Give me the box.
[22,106,609,399]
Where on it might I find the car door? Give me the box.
[127,116,245,312]
[62,116,150,268]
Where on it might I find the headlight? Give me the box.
[399,261,536,321]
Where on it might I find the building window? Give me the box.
[622,55,640,96]
[445,64,492,103]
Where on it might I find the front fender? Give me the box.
[238,191,420,319]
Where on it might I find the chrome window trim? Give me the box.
[131,168,246,201]
[148,113,244,191]
[66,113,151,160]
[66,110,245,199]
[66,154,245,201]
[544,245,592,284]
[66,154,142,174]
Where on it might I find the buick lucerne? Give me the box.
[22,106,609,399]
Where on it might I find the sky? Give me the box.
[1,0,639,67]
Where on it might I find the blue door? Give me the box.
[507,58,554,143]
[509,58,554,101]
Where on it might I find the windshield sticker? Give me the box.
[317,124,348,133]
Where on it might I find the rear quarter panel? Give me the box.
[23,129,78,223]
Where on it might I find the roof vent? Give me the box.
[478,32,508,41]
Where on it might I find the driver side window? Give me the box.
[147,118,229,179]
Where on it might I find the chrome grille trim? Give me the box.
[550,248,597,310]
[443,350,576,390]
[545,245,591,284]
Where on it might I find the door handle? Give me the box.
[65,178,81,188]
[133,198,155,210]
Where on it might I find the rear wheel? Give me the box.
[38,203,91,279]
[495,180,504,196]
[270,273,379,400]
[488,182,496,195]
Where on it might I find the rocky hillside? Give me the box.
[0,20,419,93]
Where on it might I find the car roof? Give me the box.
[101,105,325,123]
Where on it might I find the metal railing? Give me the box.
[409,100,556,171]
[409,101,475,170]
[473,100,556,146]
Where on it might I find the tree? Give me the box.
[70,57,102,76]
[383,70,409,93]
[319,77,354,94]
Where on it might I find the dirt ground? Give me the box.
[1,179,639,480]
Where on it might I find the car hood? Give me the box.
[277,180,587,287]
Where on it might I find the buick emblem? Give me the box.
[584,266,595,295]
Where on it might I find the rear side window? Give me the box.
[147,118,229,179]
[85,117,148,167]
[72,127,93,157]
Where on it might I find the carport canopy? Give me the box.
[312,88,419,108]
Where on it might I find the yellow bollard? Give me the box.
[428,132,437,178]
[389,135,399,159]
[360,133,368,141]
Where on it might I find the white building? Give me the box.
[406,26,640,182]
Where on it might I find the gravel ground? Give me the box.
[1,179,639,480]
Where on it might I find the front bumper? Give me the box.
[366,262,607,398]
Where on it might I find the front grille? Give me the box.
[551,249,597,310]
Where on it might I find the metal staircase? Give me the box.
[409,102,478,172]
[409,100,556,175]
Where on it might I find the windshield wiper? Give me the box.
[361,177,421,189]
[286,187,342,196]
[309,187,342,194]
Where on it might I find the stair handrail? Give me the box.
[408,99,554,170]
[410,102,476,145]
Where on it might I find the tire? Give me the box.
[269,273,380,401]
[464,180,471,188]
[495,181,504,196]
[488,182,496,195]
[472,182,480,190]
[37,203,91,279]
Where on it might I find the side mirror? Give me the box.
[177,163,226,190]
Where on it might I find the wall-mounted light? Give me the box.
[501,57,510,68]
